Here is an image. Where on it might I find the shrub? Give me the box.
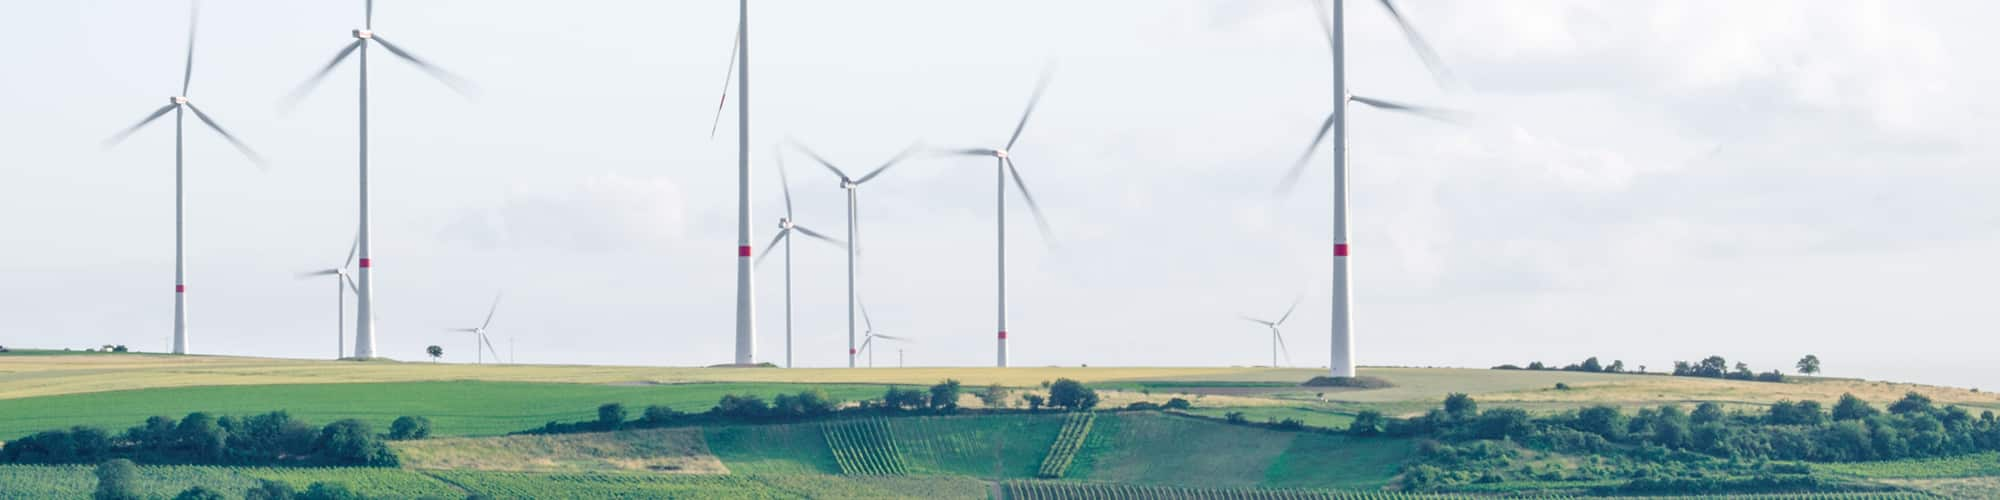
[978,384,1011,408]
[93,459,140,500]
[714,394,771,418]
[1833,393,1880,421]
[1889,392,1935,415]
[882,386,928,411]
[315,419,396,466]
[641,405,684,424]
[928,379,963,412]
[1443,393,1478,421]
[1349,410,1386,436]
[244,479,296,500]
[1554,382,1572,391]
[1162,397,1192,410]
[1047,379,1100,411]
[1225,412,1248,424]
[1021,393,1045,412]
[173,486,226,500]
[298,482,365,500]
[388,416,432,440]
[597,403,628,429]
[1125,401,1160,411]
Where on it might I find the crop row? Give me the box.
[824,418,909,476]
[1002,480,1934,500]
[1037,412,1096,478]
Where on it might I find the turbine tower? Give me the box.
[945,73,1057,368]
[299,235,361,359]
[104,0,265,355]
[1239,296,1302,368]
[1276,0,1456,377]
[795,142,917,368]
[287,0,471,359]
[755,149,846,368]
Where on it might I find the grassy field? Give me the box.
[430,471,991,499]
[702,422,841,475]
[1181,406,1358,430]
[1816,452,2000,479]
[394,427,725,474]
[1064,412,1411,489]
[889,413,1066,478]
[0,380,885,439]
[0,464,458,499]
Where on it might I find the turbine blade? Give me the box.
[104,104,178,148]
[481,333,503,363]
[791,141,852,181]
[710,23,741,140]
[1238,315,1274,326]
[1004,158,1056,245]
[1274,112,1336,197]
[344,274,359,295]
[854,142,921,185]
[181,0,199,96]
[1350,95,1462,124]
[344,230,360,269]
[859,298,875,333]
[283,40,362,110]
[480,294,502,330]
[371,36,474,97]
[774,146,794,218]
[299,269,340,279]
[792,225,847,249]
[448,328,478,332]
[1376,0,1456,88]
[874,334,912,342]
[1005,69,1053,152]
[1275,329,1294,367]
[185,104,268,169]
[754,229,789,267]
[1277,295,1303,325]
[1311,0,1337,52]
[365,0,373,29]
[942,147,996,157]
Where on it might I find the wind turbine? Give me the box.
[1239,297,1302,368]
[448,294,504,364]
[299,235,361,359]
[104,0,266,356]
[1275,0,1457,378]
[943,74,1058,368]
[856,299,910,369]
[794,141,918,368]
[755,149,847,369]
[286,0,471,360]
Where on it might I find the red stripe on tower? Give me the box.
[849,348,857,355]
[997,331,1008,340]
[1335,244,1349,257]
[359,258,372,268]
[738,246,752,257]
[175,284,185,293]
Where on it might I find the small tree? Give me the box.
[244,479,296,500]
[1348,410,1385,436]
[112,345,129,353]
[388,416,432,440]
[1443,393,1477,421]
[298,482,365,500]
[882,386,928,411]
[1047,378,1099,411]
[1833,393,1879,421]
[93,459,141,500]
[1022,393,1045,412]
[1163,397,1192,410]
[426,345,443,362]
[1796,354,1821,376]
[928,379,964,412]
[977,383,1011,409]
[642,405,683,425]
[598,403,628,429]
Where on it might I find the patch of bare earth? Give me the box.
[393,427,727,474]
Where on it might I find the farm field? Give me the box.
[394,427,724,473]
[0,380,884,438]
[1181,405,1359,430]
[431,470,992,499]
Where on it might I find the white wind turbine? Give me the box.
[448,294,504,364]
[1239,296,1303,368]
[286,0,471,360]
[856,299,910,369]
[943,74,1058,368]
[104,0,266,356]
[755,148,847,369]
[1275,0,1458,378]
[794,141,918,368]
[299,235,361,359]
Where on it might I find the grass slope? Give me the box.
[1066,412,1411,489]
[395,427,724,474]
[0,381,882,439]
[432,471,990,499]
[890,413,1066,479]
[702,423,840,475]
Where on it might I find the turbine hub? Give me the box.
[352,29,374,39]
[841,179,857,189]
[171,96,189,105]
[777,217,793,229]
[994,149,1009,159]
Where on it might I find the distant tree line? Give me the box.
[526,378,1115,435]
[1,411,415,467]
[1493,354,1806,383]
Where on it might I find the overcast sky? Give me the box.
[3,1,1996,389]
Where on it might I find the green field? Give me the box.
[0,380,883,439]
[1816,452,2000,479]
[1182,406,1359,430]
[431,471,990,499]
[824,418,911,475]
[0,464,457,499]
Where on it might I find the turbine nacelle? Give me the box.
[352,29,374,40]
[170,96,189,105]
[776,217,794,230]
[839,178,857,190]
[993,149,1009,159]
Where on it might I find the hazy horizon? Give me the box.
[3,1,1996,391]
